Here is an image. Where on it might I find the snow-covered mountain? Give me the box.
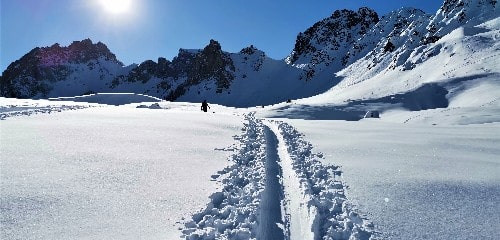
[1,0,498,109]
[0,39,129,98]
[284,0,499,118]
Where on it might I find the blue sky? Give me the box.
[1,0,443,72]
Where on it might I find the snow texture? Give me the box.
[0,105,242,240]
[270,121,375,240]
[283,119,500,240]
[182,114,374,240]
[0,97,94,120]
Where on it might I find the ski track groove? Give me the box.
[257,126,285,240]
[182,113,376,240]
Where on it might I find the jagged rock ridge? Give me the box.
[1,39,122,98]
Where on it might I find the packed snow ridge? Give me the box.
[182,113,374,240]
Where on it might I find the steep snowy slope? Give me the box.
[268,0,499,124]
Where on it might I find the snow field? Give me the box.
[282,119,500,239]
[0,106,242,240]
[182,113,375,240]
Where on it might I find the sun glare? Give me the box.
[99,0,132,14]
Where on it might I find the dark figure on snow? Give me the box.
[201,100,210,112]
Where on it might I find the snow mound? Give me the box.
[136,103,163,109]
[49,93,162,105]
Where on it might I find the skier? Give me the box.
[201,100,210,112]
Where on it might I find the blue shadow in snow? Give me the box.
[267,73,493,121]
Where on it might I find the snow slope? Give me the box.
[181,114,374,240]
[264,16,500,125]
[0,97,98,120]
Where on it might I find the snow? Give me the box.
[0,97,99,120]
[1,81,499,240]
[176,51,338,108]
[277,119,500,239]
[49,93,162,106]
[181,114,374,239]
[1,1,499,239]
[270,121,374,239]
[1,104,242,239]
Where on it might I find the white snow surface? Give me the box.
[0,103,242,239]
[1,90,499,239]
[278,119,500,240]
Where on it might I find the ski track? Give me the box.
[182,113,376,240]
[258,126,285,240]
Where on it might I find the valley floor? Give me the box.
[1,99,499,239]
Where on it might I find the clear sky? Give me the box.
[1,0,443,72]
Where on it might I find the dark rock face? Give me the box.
[111,40,236,101]
[439,0,497,17]
[186,39,235,93]
[0,39,122,98]
[383,41,396,53]
[286,8,380,81]
[288,8,379,65]
[240,45,258,55]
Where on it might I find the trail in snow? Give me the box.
[271,121,375,240]
[182,113,376,240]
[265,121,315,240]
[257,126,285,240]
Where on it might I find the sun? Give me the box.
[99,0,132,14]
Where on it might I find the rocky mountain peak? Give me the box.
[203,39,223,53]
[240,45,261,55]
[186,39,235,92]
[36,38,123,67]
[287,7,379,65]
[0,39,125,98]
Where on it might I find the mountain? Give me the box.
[0,39,126,98]
[1,0,498,109]
[272,0,499,125]
[285,8,379,80]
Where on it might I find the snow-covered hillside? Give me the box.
[265,1,499,125]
